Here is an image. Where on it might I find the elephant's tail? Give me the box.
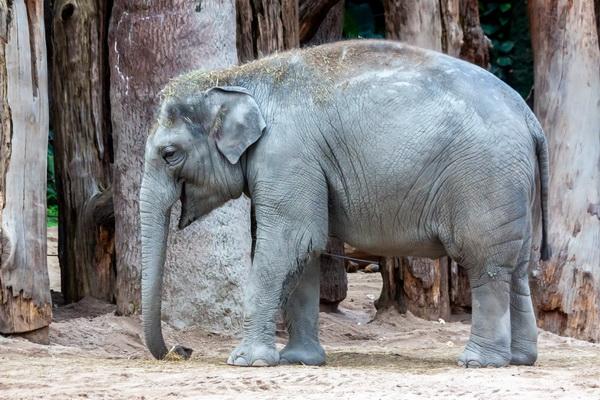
[529,115,552,261]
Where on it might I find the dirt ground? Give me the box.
[1,230,599,399]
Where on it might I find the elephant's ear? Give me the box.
[206,86,266,164]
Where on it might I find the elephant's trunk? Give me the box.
[140,175,174,360]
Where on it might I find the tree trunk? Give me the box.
[319,237,347,312]
[458,0,489,67]
[402,257,450,320]
[384,0,445,51]
[0,0,52,339]
[529,0,600,342]
[299,0,341,45]
[236,0,299,63]
[450,260,471,312]
[302,0,343,46]
[109,0,252,334]
[379,0,488,320]
[51,0,116,304]
[375,257,406,313]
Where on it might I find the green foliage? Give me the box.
[47,130,58,227]
[479,0,533,98]
[47,205,59,228]
[343,0,385,39]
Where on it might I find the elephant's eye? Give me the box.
[161,146,180,164]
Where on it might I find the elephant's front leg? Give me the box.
[226,252,283,366]
[227,216,327,367]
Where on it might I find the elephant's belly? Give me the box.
[330,219,447,259]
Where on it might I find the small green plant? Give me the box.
[47,130,58,228]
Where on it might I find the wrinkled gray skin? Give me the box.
[140,40,550,368]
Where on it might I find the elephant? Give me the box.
[139,39,550,368]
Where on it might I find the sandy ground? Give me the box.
[1,229,599,399]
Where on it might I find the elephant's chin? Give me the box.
[178,183,205,230]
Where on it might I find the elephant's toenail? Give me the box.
[252,359,269,367]
[234,357,247,365]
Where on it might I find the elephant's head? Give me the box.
[139,86,266,360]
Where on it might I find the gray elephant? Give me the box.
[140,40,550,368]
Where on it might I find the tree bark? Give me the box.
[384,0,444,51]
[109,0,251,335]
[379,0,489,320]
[302,0,343,46]
[384,0,487,66]
[299,0,341,45]
[51,0,116,304]
[0,0,52,338]
[450,260,470,312]
[402,257,450,320]
[236,0,299,63]
[375,257,407,313]
[529,0,600,342]
[319,237,347,312]
[458,0,489,68]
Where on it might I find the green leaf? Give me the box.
[499,3,512,12]
[496,56,513,66]
[482,3,498,16]
[497,41,515,53]
[481,23,498,35]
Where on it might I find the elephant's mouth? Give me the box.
[178,183,204,230]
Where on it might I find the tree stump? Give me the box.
[402,257,450,320]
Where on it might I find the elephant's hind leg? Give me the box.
[509,238,538,365]
[459,264,513,368]
[456,236,524,368]
[279,257,326,365]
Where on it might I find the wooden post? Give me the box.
[0,0,52,340]
[51,0,116,303]
[529,0,600,342]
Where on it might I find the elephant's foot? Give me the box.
[279,340,326,366]
[227,342,280,367]
[510,338,538,366]
[457,339,511,368]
